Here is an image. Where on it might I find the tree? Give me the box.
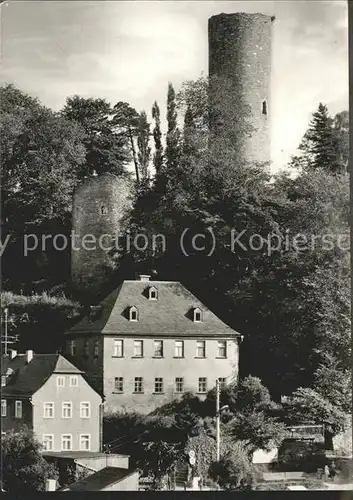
[176,75,209,131]
[227,411,285,455]
[165,82,181,185]
[63,95,131,178]
[333,110,349,171]
[313,353,351,413]
[137,415,185,488]
[136,111,151,183]
[233,376,280,415]
[286,387,347,436]
[1,85,85,228]
[0,84,86,291]
[151,100,163,174]
[290,103,345,174]
[112,101,141,182]
[1,427,58,492]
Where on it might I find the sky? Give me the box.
[0,0,349,171]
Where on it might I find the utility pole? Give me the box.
[4,307,8,355]
[216,378,220,462]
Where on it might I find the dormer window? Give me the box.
[193,307,202,322]
[100,205,108,215]
[262,99,268,115]
[129,306,138,322]
[148,287,158,300]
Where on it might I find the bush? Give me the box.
[209,442,257,490]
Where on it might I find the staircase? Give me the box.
[174,462,189,490]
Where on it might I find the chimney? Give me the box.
[26,350,33,363]
[10,350,17,360]
[139,275,150,282]
[45,479,56,492]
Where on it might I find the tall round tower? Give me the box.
[208,12,274,164]
[71,173,132,296]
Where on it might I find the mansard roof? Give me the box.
[66,279,240,338]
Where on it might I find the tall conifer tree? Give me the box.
[151,101,163,174]
[165,83,180,176]
[294,103,342,173]
[137,111,151,182]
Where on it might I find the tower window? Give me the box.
[100,205,108,215]
[262,100,268,116]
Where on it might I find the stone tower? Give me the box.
[208,12,274,164]
[71,173,132,296]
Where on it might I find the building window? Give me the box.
[84,340,89,357]
[15,400,22,419]
[194,307,202,322]
[1,399,7,417]
[61,434,72,451]
[70,376,78,387]
[174,340,184,358]
[57,376,65,387]
[134,377,143,393]
[149,287,158,300]
[198,377,207,393]
[80,434,91,451]
[1,376,6,387]
[175,378,184,393]
[218,377,227,390]
[100,205,108,215]
[43,402,54,418]
[129,306,138,321]
[43,434,54,451]
[69,340,76,356]
[154,378,164,393]
[217,341,227,358]
[114,377,124,393]
[113,339,124,357]
[80,402,90,419]
[93,339,99,358]
[196,340,206,358]
[62,402,72,419]
[133,340,143,357]
[262,99,268,115]
[153,340,163,358]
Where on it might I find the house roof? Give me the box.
[66,279,240,337]
[1,353,83,397]
[60,467,138,491]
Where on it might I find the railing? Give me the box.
[285,425,325,440]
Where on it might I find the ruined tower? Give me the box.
[208,12,274,164]
[71,173,132,296]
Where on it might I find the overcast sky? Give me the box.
[1,1,348,171]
